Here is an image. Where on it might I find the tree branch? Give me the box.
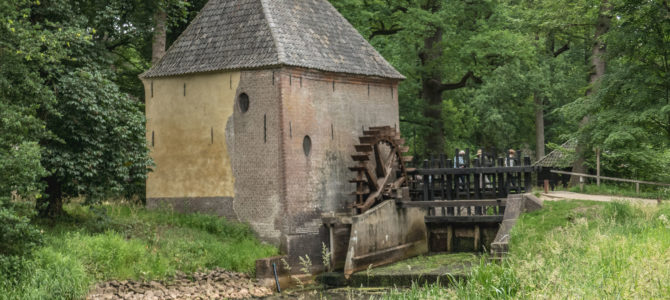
[400,118,431,128]
[370,28,403,39]
[433,71,479,92]
[553,43,570,57]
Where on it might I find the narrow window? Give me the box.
[331,124,334,140]
[238,93,250,113]
[289,121,292,138]
[150,81,154,98]
[303,136,312,157]
[264,114,267,143]
[211,127,214,144]
[151,131,155,147]
[332,81,335,91]
[183,83,186,96]
[289,74,292,85]
[368,84,370,97]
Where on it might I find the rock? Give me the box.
[87,269,274,300]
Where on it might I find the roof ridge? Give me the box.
[260,0,286,63]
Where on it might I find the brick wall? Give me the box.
[277,67,400,268]
[230,70,283,245]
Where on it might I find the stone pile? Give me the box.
[87,268,274,299]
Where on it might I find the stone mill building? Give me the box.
[141,0,404,264]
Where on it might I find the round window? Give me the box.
[238,93,249,113]
[303,135,312,157]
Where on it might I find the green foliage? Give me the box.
[332,0,590,157]
[1,202,277,298]
[43,68,152,203]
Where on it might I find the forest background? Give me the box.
[1,0,669,292]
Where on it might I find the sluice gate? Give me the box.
[323,126,538,276]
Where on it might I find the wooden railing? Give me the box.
[550,170,670,194]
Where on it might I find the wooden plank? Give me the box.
[550,170,670,187]
[354,144,373,152]
[416,166,535,175]
[351,154,370,161]
[351,242,413,262]
[399,199,506,208]
[424,215,504,224]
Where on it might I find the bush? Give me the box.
[0,206,43,257]
[0,204,43,291]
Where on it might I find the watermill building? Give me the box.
[141,0,404,265]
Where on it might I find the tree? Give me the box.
[333,0,547,157]
[1,0,153,217]
[569,0,612,186]
[567,0,670,182]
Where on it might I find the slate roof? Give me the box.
[142,0,404,79]
[534,139,577,168]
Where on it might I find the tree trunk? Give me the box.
[38,176,64,218]
[570,0,611,186]
[420,24,445,156]
[152,7,167,65]
[534,93,545,161]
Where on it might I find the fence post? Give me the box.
[579,176,584,192]
[636,182,640,194]
[596,148,600,187]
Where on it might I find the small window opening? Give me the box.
[331,124,334,140]
[211,127,214,144]
[289,121,292,138]
[151,131,155,147]
[303,136,312,157]
[151,81,154,98]
[264,114,267,143]
[183,83,186,96]
[238,93,250,113]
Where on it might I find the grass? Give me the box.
[568,182,670,200]
[383,200,670,299]
[0,201,278,300]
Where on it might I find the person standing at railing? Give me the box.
[476,149,492,189]
[454,150,466,190]
[505,149,517,190]
[504,149,516,167]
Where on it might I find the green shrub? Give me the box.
[0,204,43,291]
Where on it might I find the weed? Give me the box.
[321,243,331,273]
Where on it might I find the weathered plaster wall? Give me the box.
[143,72,240,221]
[278,67,400,266]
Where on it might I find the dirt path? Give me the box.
[87,268,273,300]
[540,191,659,205]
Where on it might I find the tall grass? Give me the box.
[0,202,278,300]
[386,200,670,299]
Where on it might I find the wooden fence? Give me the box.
[550,170,670,194]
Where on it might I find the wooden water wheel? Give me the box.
[349,126,413,213]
